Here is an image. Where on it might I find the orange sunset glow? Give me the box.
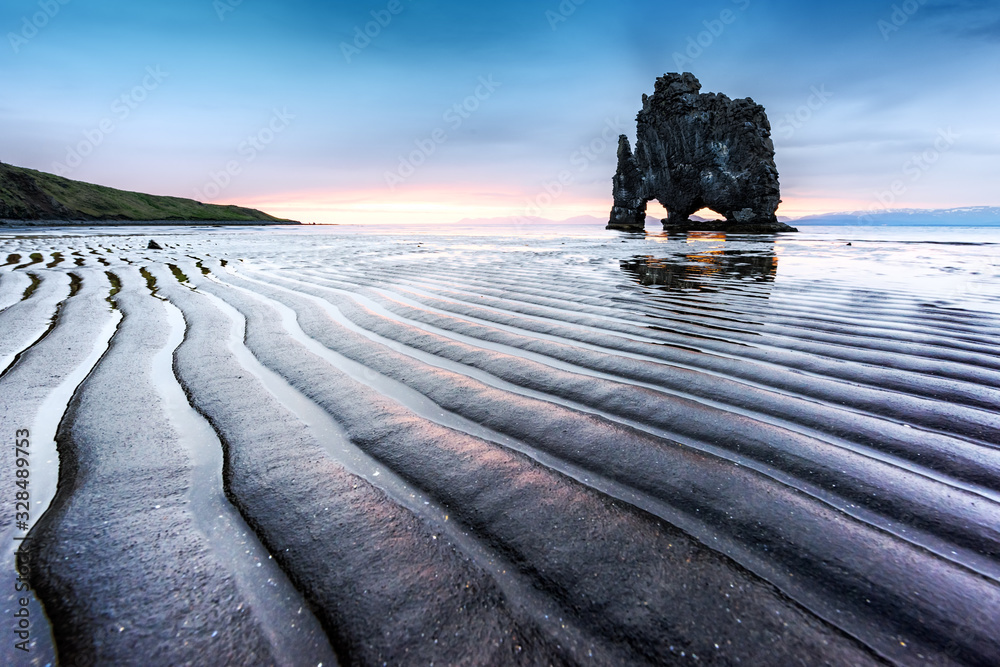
[231,188,876,226]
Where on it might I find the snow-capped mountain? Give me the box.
[788,207,1000,226]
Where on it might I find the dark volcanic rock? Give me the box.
[609,136,647,230]
[147,239,163,250]
[661,217,798,234]
[609,73,795,233]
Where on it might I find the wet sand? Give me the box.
[1,223,998,666]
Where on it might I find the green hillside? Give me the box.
[0,161,297,224]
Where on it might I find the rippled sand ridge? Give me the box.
[2,223,999,666]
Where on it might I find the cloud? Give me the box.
[911,0,1000,40]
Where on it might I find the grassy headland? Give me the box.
[0,161,297,224]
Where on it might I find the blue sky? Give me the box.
[1,0,998,223]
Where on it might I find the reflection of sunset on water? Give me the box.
[622,234,779,292]
[685,232,728,243]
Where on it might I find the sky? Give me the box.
[1,0,998,224]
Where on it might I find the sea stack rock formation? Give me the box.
[608,73,796,233]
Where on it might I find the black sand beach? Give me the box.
[1,223,998,666]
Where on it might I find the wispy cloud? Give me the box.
[911,0,1000,39]
[964,17,1000,39]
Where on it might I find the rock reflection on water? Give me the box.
[621,233,778,292]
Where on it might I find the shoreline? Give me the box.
[0,218,301,227]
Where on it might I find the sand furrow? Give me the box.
[357,265,1000,388]
[153,264,568,667]
[360,279,1000,445]
[346,257,998,349]
[212,263,1000,665]
[0,272,70,377]
[418,260,1000,344]
[187,265,886,666]
[235,269,1000,576]
[1,253,25,268]
[0,272,32,313]
[331,256,1000,344]
[345,281,1000,497]
[0,270,120,666]
[28,267,279,666]
[291,269,1000,482]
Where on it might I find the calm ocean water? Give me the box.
[269,222,1000,313]
[6,222,998,311]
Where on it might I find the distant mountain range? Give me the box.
[456,215,681,227]
[461,208,1000,228]
[455,215,610,226]
[0,161,296,224]
[785,207,1000,226]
